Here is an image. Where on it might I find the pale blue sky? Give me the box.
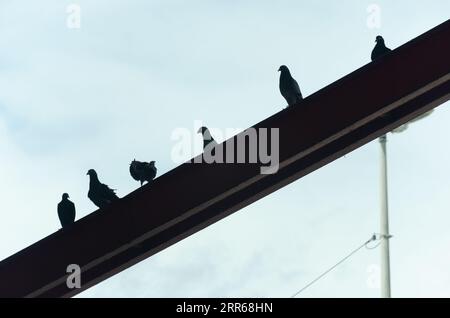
[0,1,449,297]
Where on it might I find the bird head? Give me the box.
[62,193,70,200]
[87,169,97,177]
[197,126,209,135]
[130,159,136,166]
[375,35,385,44]
[278,65,289,72]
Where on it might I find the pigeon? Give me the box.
[371,36,392,61]
[87,169,119,209]
[129,160,157,186]
[197,126,217,149]
[57,193,76,228]
[278,65,303,107]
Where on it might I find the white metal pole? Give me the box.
[379,135,391,298]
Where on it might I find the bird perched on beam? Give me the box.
[371,36,392,61]
[129,160,157,186]
[198,126,217,150]
[87,169,119,209]
[278,65,303,107]
[57,193,76,229]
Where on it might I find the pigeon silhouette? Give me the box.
[57,193,76,228]
[129,160,157,186]
[198,127,217,149]
[279,65,303,107]
[371,36,392,61]
[87,169,119,209]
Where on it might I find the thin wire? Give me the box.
[365,240,382,250]
[291,234,378,298]
[365,233,392,249]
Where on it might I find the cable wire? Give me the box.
[291,234,378,298]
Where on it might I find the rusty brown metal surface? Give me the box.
[0,19,449,298]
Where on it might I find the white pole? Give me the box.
[378,110,432,298]
[379,135,391,298]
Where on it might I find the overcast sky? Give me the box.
[0,0,449,297]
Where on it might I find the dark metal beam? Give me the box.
[1,19,449,298]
